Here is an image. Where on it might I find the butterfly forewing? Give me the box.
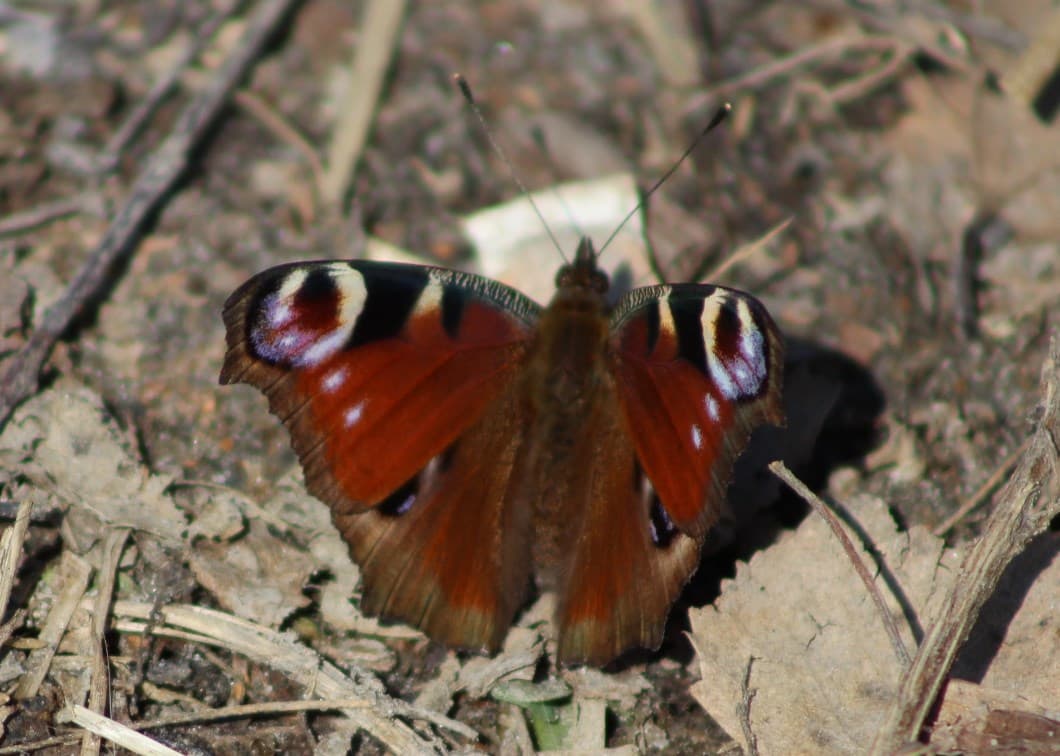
[220,260,541,513]
[609,284,784,540]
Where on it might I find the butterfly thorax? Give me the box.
[518,238,618,583]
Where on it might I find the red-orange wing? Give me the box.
[609,283,784,540]
[553,284,783,664]
[220,260,540,650]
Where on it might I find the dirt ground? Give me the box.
[0,1,1058,754]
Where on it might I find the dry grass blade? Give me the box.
[617,1,698,88]
[321,0,409,205]
[81,528,129,756]
[110,601,470,751]
[706,217,792,282]
[870,335,1060,753]
[770,461,911,667]
[932,437,1032,536]
[62,705,182,756]
[0,0,299,430]
[14,552,93,699]
[0,502,32,624]
[135,698,371,729]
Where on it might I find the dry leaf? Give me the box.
[189,516,312,627]
[690,494,957,753]
[0,383,184,544]
[462,173,647,304]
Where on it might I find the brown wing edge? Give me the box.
[331,379,534,654]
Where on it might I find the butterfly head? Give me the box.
[555,237,609,295]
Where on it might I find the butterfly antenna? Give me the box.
[454,73,569,263]
[529,123,587,242]
[598,103,732,257]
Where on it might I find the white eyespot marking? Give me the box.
[700,294,768,400]
[736,299,767,392]
[343,400,366,428]
[416,275,446,318]
[691,423,703,450]
[265,269,308,328]
[658,297,678,339]
[322,366,348,393]
[253,266,370,368]
[296,265,368,368]
[704,394,720,422]
[699,295,737,400]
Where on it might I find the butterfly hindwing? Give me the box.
[332,376,534,653]
[551,372,702,665]
[551,282,783,664]
[609,283,784,540]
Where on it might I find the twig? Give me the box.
[320,0,409,205]
[234,89,326,193]
[135,697,371,729]
[932,436,1031,536]
[691,34,902,104]
[0,196,98,237]
[81,528,130,756]
[738,657,759,756]
[92,0,241,173]
[0,735,84,754]
[109,601,464,750]
[706,217,792,282]
[825,42,911,105]
[0,0,299,431]
[870,335,1060,754]
[769,461,911,667]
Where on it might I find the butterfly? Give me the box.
[220,237,784,665]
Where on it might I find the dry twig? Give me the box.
[0,501,32,624]
[932,436,1031,536]
[870,335,1060,753]
[770,461,912,667]
[0,0,299,430]
[81,529,130,756]
[13,552,94,699]
[0,196,100,238]
[62,706,182,756]
[738,657,759,756]
[320,0,409,205]
[109,601,468,751]
[92,0,241,173]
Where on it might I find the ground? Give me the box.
[0,1,1057,754]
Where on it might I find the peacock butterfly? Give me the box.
[220,233,784,665]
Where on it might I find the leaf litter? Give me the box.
[0,0,1058,753]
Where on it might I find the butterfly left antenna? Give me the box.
[454,73,570,263]
[597,103,732,257]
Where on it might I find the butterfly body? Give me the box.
[221,237,783,665]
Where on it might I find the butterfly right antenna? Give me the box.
[598,103,731,257]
